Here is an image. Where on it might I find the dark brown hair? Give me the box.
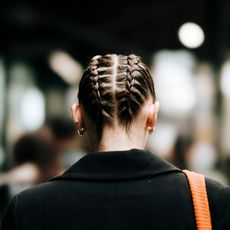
[78,54,156,141]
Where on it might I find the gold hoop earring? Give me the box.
[146,126,154,134]
[75,121,85,136]
[77,127,85,136]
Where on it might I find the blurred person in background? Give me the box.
[0,117,82,221]
[0,132,58,220]
[1,54,230,229]
[169,135,194,170]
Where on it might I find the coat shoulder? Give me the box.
[205,177,230,229]
[16,180,62,205]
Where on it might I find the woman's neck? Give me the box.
[94,125,147,152]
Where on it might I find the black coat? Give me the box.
[1,148,230,230]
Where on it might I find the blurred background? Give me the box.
[1,0,230,219]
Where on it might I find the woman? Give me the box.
[1,54,230,229]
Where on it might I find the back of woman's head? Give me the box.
[78,54,156,141]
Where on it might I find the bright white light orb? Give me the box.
[20,88,45,131]
[178,22,205,48]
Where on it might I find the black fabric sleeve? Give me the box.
[0,195,18,230]
[215,186,230,230]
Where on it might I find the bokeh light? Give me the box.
[178,22,205,48]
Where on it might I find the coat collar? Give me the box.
[51,148,181,181]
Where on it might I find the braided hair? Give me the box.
[78,54,156,141]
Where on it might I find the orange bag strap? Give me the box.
[183,169,212,230]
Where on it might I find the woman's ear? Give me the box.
[146,101,160,133]
[71,103,86,130]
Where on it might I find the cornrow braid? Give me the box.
[78,54,156,141]
[115,54,152,128]
[88,54,115,120]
